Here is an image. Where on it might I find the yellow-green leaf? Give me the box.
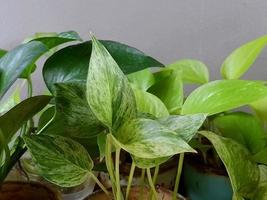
[221,35,267,79]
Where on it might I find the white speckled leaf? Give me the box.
[86,36,137,130]
[133,88,169,118]
[199,131,260,199]
[158,114,206,142]
[24,135,93,187]
[112,118,195,159]
[221,35,267,79]
[182,80,267,115]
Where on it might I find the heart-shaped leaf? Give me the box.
[199,131,260,199]
[221,35,267,79]
[166,59,209,84]
[24,135,93,187]
[86,36,137,130]
[148,69,183,114]
[133,88,169,118]
[112,118,195,159]
[128,68,155,91]
[43,40,163,93]
[181,80,267,115]
[0,95,51,144]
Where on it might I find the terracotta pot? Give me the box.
[85,186,186,200]
[0,181,61,200]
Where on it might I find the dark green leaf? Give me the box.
[158,114,206,142]
[199,131,260,199]
[0,41,48,97]
[166,59,209,84]
[213,112,266,154]
[127,68,155,91]
[148,69,183,114]
[112,118,195,159]
[133,88,169,118]
[0,95,52,143]
[221,35,267,79]
[43,40,163,93]
[86,36,137,130]
[24,135,93,187]
[44,82,104,139]
[181,80,267,115]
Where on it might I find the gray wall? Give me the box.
[1,0,267,93]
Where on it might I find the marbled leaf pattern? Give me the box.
[86,36,137,130]
[112,118,195,159]
[24,135,93,187]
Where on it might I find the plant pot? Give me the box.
[0,181,61,200]
[85,186,186,200]
[183,159,233,200]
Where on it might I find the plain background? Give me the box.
[0,0,267,93]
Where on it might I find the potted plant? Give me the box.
[18,35,208,200]
[1,30,169,199]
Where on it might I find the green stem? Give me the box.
[146,168,157,200]
[27,76,33,97]
[90,172,110,197]
[126,162,135,200]
[27,77,34,132]
[115,148,122,200]
[152,165,159,184]
[105,134,117,198]
[139,169,145,200]
[173,153,185,200]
